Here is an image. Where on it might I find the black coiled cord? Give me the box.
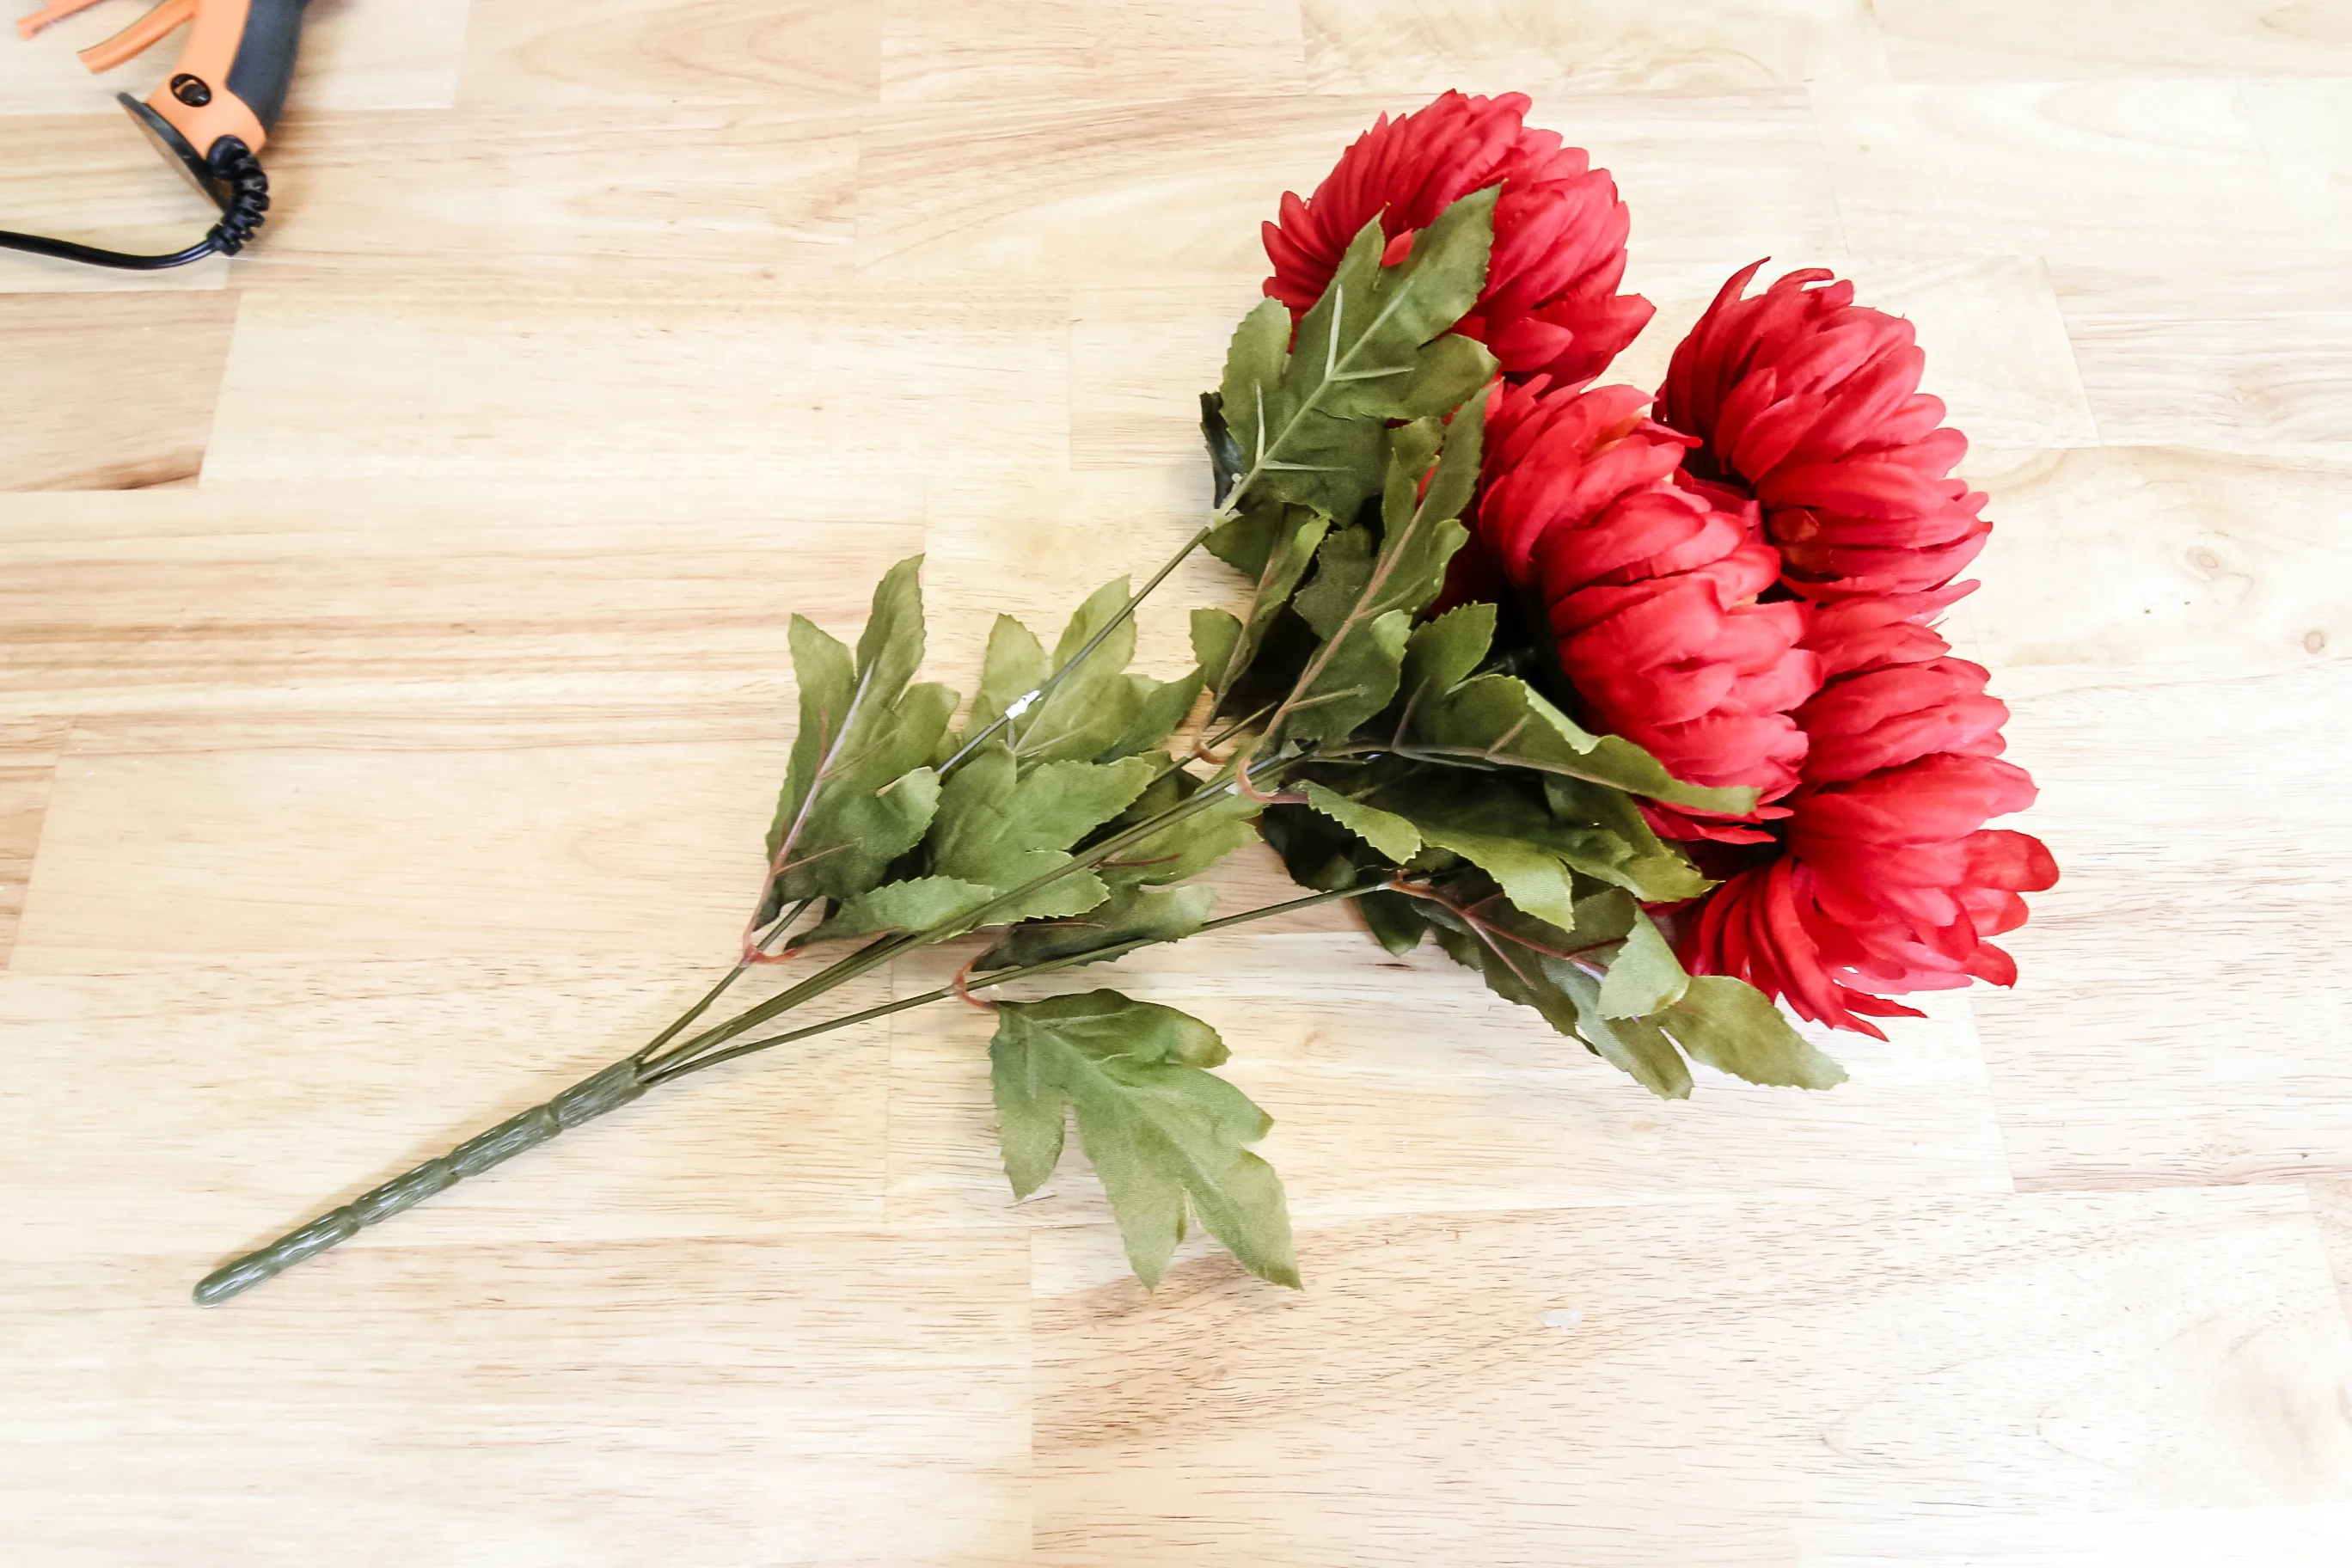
[0,140,268,271]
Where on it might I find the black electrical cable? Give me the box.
[0,141,268,272]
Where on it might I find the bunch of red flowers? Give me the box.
[1265,91,2056,1037]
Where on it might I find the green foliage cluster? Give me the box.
[750,193,1847,1292]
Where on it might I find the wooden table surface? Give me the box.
[6,2,2352,1563]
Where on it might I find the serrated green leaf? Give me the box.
[964,614,1049,748]
[1542,776,1712,903]
[989,990,1300,1289]
[976,882,1216,971]
[1106,669,1204,762]
[1419,885,1692,1098]
[1408,672,1757,815]
[1191,608,1241,688]
[1561,966,1695,1099]
[1302,781,1422,863]
[1207,508,1332,707]
[1660,976,1849,1090]
[807,875,995,943]
[1598,909,1690,1019]
[1291,524,1375,643]
[1005,579,1145,766]
[1215,193,1499,521]
[1369,772,1581,932]
[1398,603,1496,714]
[764,558,957,918]
[1211,299,1293,510]
[928,745,1155,924]
[1357,888,1430,954]
[1098,785,1262,888]
[1272,403,1485,748]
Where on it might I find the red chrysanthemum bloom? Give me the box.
[1657,261,1992,603]
[1263,90,1654,390]
[1467,379,1821,832]
[1679,594,2059,1037]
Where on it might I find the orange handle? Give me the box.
[77,0,194,73]
[15,0,108,40]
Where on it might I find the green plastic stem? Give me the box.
[190,1058,648,1308]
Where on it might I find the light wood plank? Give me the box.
[242,107,859,287]
[16,730,778,965]
[200,288,1069,481]
[0,289,236,487]
[1803,1504,2352,1567]
[1032,1188,2352,1565]
[1,1233,1032,1565]
[1812,82,2305,263]
[3,959,892,1265]
[2315,1181,2352,1319]
[458,0,881,109]
[856,91,1845,281]
[1970,658,2352,1189]
[880,0,1304,104]
[1302,0,1890,95]
[0,720,66,965]
[1951,447,2352,669]
[0,481,921,720]
[1875,0,2352,80]
[2250,82,2352,248]
[2054,260,2352,456]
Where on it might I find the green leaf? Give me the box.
[807,875,997,943]
[1216,193,1499,520]
[1106,669,1204,762]
[1598,909,1690,1019]
[1190,608,1241,690]
[1205,507,1332,706]
[963,614,1049,749]
[1099,786,1263,888]
[1560,967,1694,1099]
[765,558,957,918]
[929,746,1155,924]
[1409,671,1758,816]
[989,990,1300,1289]
[1291,524,1375,643]
[1210,299,1292,510]
[1272,405,1486,748]
[1302,781,1422,862]
[975,881,1216,971]
[1660,976,1848,1090]
[1357,888,1430,955]
[1420,886,1694,1099]
[1542,776,1712,903]
[1398,602,1496,714]
[1369,772,1583,932]
[1010,579,1144,766]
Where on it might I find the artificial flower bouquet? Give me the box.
[194,92,2056,1306]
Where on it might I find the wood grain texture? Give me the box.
[0,290,237,487]
[4,2,2351,1561]
[1032,1188,2352,1565]
[1302,0,1891,95]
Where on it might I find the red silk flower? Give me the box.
[1263,90,1653,390]
[1657,261,1992,603]
[1467,379,1820,832]
[1641,263,2056,1033]
[1684,594,2058,1035]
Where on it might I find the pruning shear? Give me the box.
[1,0,308,268]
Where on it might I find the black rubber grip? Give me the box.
[224,0,312,132]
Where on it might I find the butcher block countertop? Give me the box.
[4,2,2351,1563]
